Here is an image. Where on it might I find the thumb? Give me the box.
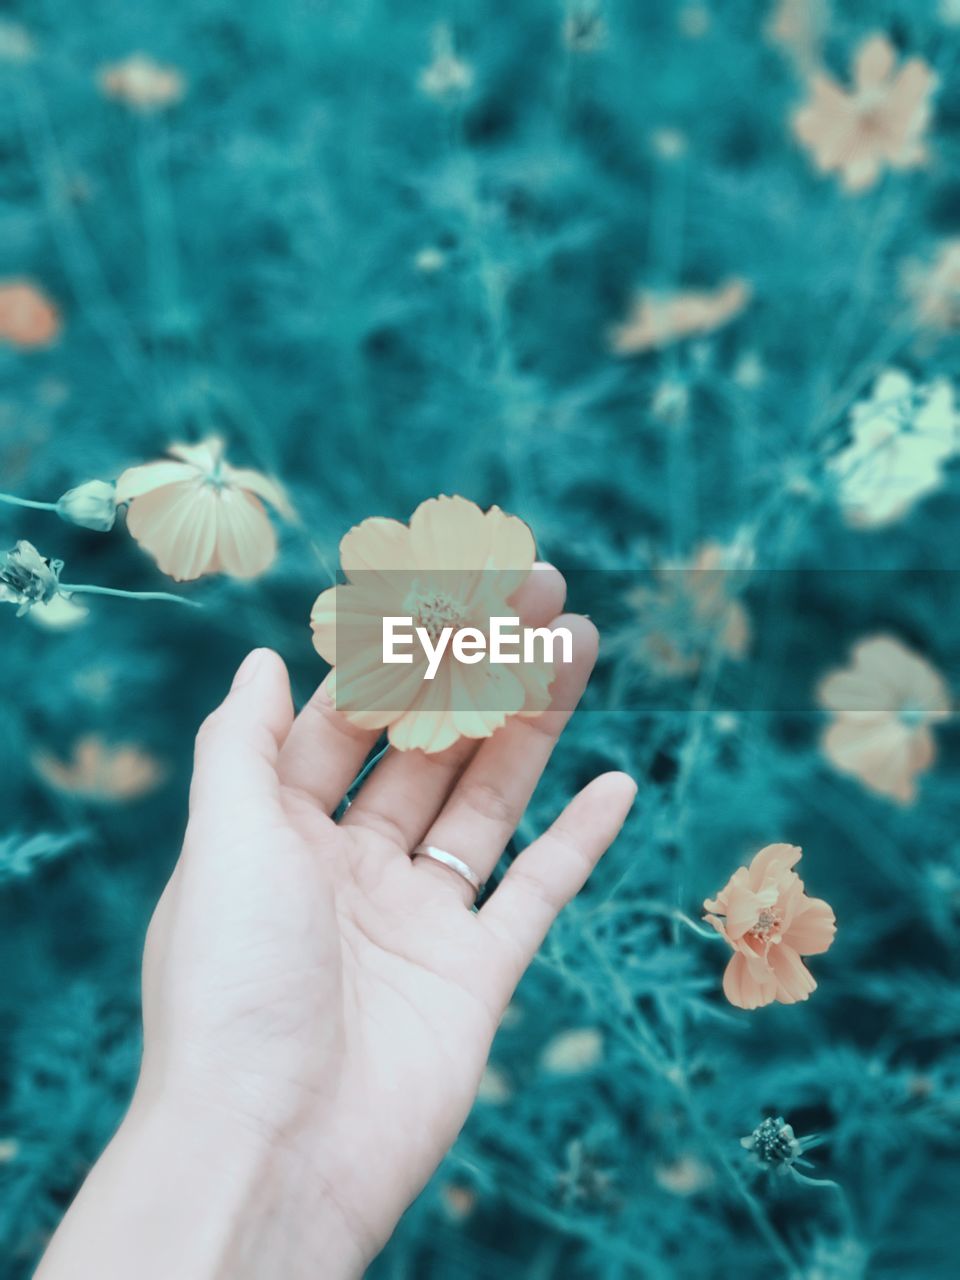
[189,649,294,837]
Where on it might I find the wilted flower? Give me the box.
[56,480,117,532]
[0,541,62,615]
[116,437,293,581]
[33,736,166,803]
[0,280,60,349]
[310,495,554,753]
[611,280,750,355]
[792,34,937,192]
[828,369,959,528]
[98,53,185,112]
[704,844,836,1010]
[418,25,473,99]
[907,239,960,331]
[741,1116,813,1173]
[817,635,950,804]
[540,1027,604,1075]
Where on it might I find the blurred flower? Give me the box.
[0,540,62,616]
[0,20,36,62]
[629,542,751,678]
[0,1138,18,1163]
[33,736,166,804]
[117,437,293,581]
[540,1027,604,1074]
[27,593,89,631]
[733,351,766,388]
[654,1154,715,1196]
[418,25,473,99]
[611,280,750,354]
[98,53,185,112]
[678,5,711,37]
[704,843,836,1010]
[311,495,554,753]
[941,0,960,26]
[0,281,60,349]
[563,5,607,53]
[907,239,960,330]
[741,1116,814,1173]
[56,480,117,532]
[414,246,446,273]
[439,1183,477,1222]
[651,379,689,423]
[828,369,959,527]
[792,34,936,192]
[476,1064,512,1104]
[650,127,688,159]
[766,0,829,70]
[817,635,950,804]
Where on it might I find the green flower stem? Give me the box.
[59,583,201,608]
[0,493,59,512]
[634,900,722,940]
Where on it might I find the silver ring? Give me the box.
[412,845,485,898]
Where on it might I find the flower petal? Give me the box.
[722,952,777,1010]
[785,897,837,956]
[768,943,817,1004]
[213,491,278,579]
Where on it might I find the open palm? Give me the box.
[139,567,635,1268]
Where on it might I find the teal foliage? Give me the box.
[2,1,959,1276]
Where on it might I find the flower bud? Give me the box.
[56,480,117,531]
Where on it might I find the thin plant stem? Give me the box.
[59,583,201,608]
[0,494,59,513]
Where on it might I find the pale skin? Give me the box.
[36,566,636,1279]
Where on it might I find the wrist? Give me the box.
[38,1087,371,1280]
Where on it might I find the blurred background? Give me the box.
[2,1,959,1276]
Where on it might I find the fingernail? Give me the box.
[232,649,266,690]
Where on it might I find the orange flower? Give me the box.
[0,281,60,349]
[704,844,836,1010]
[611,279,750,355]
[310,495,554,753]
[792,34,937,192]
[98,54,185,112]
[817,635,950,804]
[33,736,166,803]
[116,437,292,581]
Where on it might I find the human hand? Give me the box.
[38,566,636,1279]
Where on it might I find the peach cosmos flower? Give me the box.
[704,844,836,1010]
[98,54,185,112]
[33,736,166,804]
[792,34,937,192]
[116,437,293,582]
[611,280,751,355]
[0,281,60,349]
[310,495,554,753]
[817,635,950,804]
